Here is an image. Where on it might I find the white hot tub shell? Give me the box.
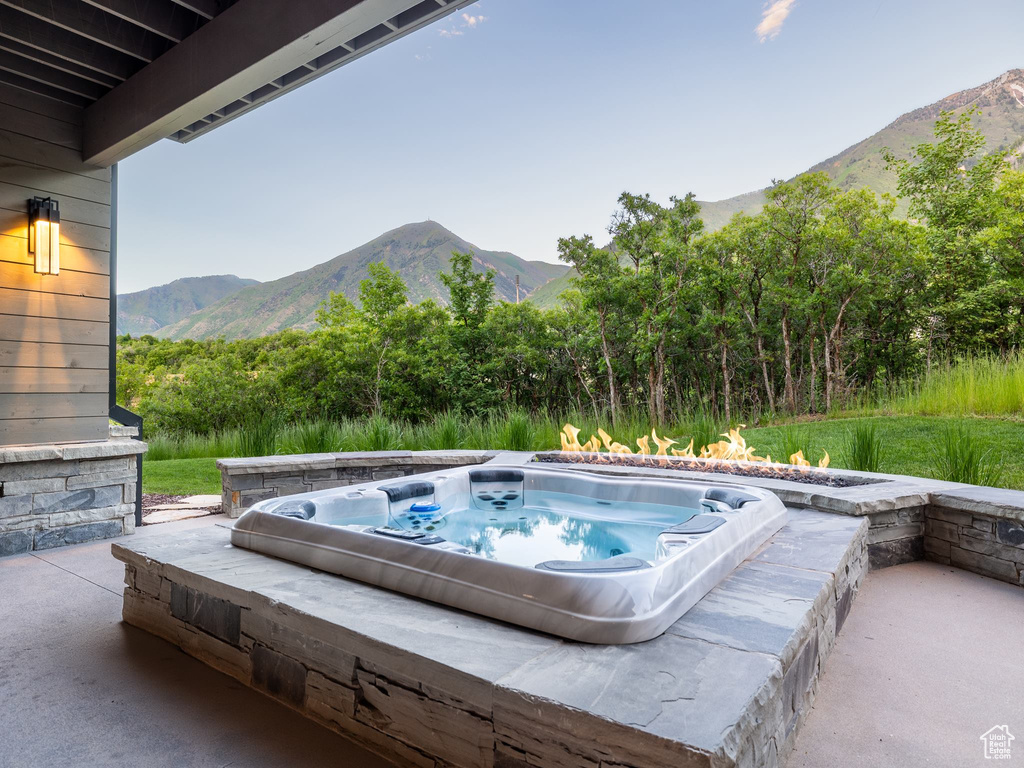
[230,464,787,644]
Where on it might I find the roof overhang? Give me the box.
[0,0,473,166]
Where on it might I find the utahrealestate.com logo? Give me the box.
[980,726,1015,760]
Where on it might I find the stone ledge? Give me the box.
[217,450,494,476]
[217,450,497,517]
[930,488,1024,525]
[0,437,146,464]
[112,507,866,768]
[0,428,142,555]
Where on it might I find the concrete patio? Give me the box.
[2,515,1021,767]
[0,515,389,768]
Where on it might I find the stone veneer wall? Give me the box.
[217,451,495,517]
[863,507,927,569]
[0,426,145,556]
[924,507,1024,586]
[863,505,1024,586]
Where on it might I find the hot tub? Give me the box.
[230,465,787,644]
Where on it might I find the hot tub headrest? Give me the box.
[469,468,525,484]
[379,481,434,502]
[273,500,317,520]
[705,488,760,508]
[535,555,651,573]
[663,514,725,535]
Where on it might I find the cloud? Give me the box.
[439,11,487,38]
[755,0,796,42]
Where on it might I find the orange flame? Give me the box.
[559,423,831,470]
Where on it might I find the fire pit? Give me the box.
[535,452,865,488]
[547,422,876,488]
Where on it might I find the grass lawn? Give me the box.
[745,415,1024,489]
[141,415,1024,495]
[142,457,222,496]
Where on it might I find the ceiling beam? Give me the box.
[0,47,108,99]
[0,67,89,107]
[0,6,139,80]
[81,0,205,43]
[0,36,121,88]
[169,0,221,21]
[83,0,451,165]
[0,0,172,61]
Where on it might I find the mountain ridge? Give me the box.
[696,67,1024,230]
[117,274,259,336]
[155,221,568,340]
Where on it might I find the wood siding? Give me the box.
[0,82,109,446]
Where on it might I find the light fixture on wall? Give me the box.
[28,196,60,275]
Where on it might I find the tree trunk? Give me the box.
[755,335,775,413]
[808,332,818,414]
[781,311,796,412]
[720,341,731,424]
[647,360,658,426]
[653,338,667,425]
[598,311,618,425]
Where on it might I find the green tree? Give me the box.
[762,173,835,411]
[557,234,628,423]
[885,109,1009,355]
[359,262,408,321]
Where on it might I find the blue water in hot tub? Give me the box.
[340,491,699,568]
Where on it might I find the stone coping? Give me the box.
[530,458,1013,518]
[214,448,1024,528]
[112,508,867,768]
[929,486,1024,524]
[216,450,497,476]
[0,430,147,465]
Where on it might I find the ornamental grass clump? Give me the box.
[844,422,884,473]
[929,422,1003,486]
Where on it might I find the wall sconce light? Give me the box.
[28,196,60,275]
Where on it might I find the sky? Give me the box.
[116,0,1024,293]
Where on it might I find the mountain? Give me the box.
[156,221,569,340]
[530,69,1024,308]
[698,68,1024,230]
[117,275,259,336]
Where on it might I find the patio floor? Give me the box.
[1,516,1021,768]
[790,559,1024,767]
[0,515,391,768]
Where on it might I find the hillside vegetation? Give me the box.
[117,274,259,335]
[156,221,567,340]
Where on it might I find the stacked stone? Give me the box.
[865,506,926,569]
[0,427,145,556]
[217,450,497,517]
[925,507,1024,586]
